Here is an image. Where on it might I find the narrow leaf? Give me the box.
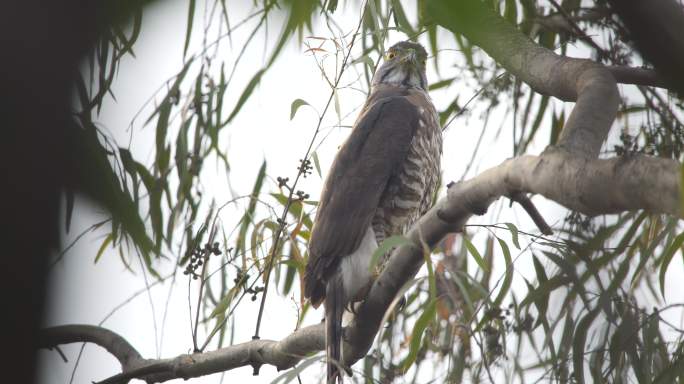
[659,230,684,298]
[289,98,310,120]
[311,151,322,177]
[94,233,114,264]
[573,308,601,384]
[401,298,436,371]
[225,69,266,124]
[493,237,513,308]
[463,236,489,271]
[504,222,521,249]
[183,0,196,58]
[369,236,413,273]
[65,189,75,233]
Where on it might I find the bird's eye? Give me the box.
[387,51,396,60]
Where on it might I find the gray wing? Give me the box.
[304,95,421,306]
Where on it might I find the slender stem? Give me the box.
[192,224,218,352]
[252,5,367,342]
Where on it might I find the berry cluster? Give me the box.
[298,158,313,177]
[276,176,289,188]
[232,269,264,301]
[295,190,310,201]
[277,176,309,202]
[184,242,222,279]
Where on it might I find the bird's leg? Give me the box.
[347,275,376,315]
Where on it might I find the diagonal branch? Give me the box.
[38,325,142,371]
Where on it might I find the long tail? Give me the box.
[325,276,345,384]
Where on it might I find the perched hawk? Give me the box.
[304,41,442,383]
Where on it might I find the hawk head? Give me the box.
[372,41,428,90]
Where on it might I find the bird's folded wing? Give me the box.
[305,96,421,301]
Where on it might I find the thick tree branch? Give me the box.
[39,323,326,383]
[441,150,681,219]
[607,66,668,89]
[38,325,142,371]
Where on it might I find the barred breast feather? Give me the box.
[372,87,442,246]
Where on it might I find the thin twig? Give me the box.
[192,224,218,352]
[251,3,368,345]
[442,72,507,132]
[49,219,111,269]
[136,252,160,358]
[508,192,553,235]
[547,0,604,54]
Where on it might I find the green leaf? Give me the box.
[270,355,324,384]
[503,0,517,24]
[492,237,513,308]
[520,275,571,308]
[155,108,172,174]
[70,124,154,266]
[225,69,266,124]
[463,235,489,272]
[653,343,684,383]
[183,0,196,58]
[658,230,684,298]
[391,0,415,35]
[65,189,75,233]
[236,161,267,255]
[281,257,298,295]
[134,162,155,193]
[503,222,521,249]
[428,77,455,91]
[149,179,164,250]
[145,60,192,126]
[350,54,374,69]
[311,151,322,178]
[289,98,310,120]
[531,254,549,322]
[550,108,564,145]
[679,163,684,214]
[369,235,413,273]
[209,285,239,318]
[521,94,549,152]
[400,298,436,371]
[271,193,314,229]
[94,233,114,263]
[333,88,341,121]
[573,308,600,384]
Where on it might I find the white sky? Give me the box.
[37,1,684,383]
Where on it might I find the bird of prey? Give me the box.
[304,41,442,383]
